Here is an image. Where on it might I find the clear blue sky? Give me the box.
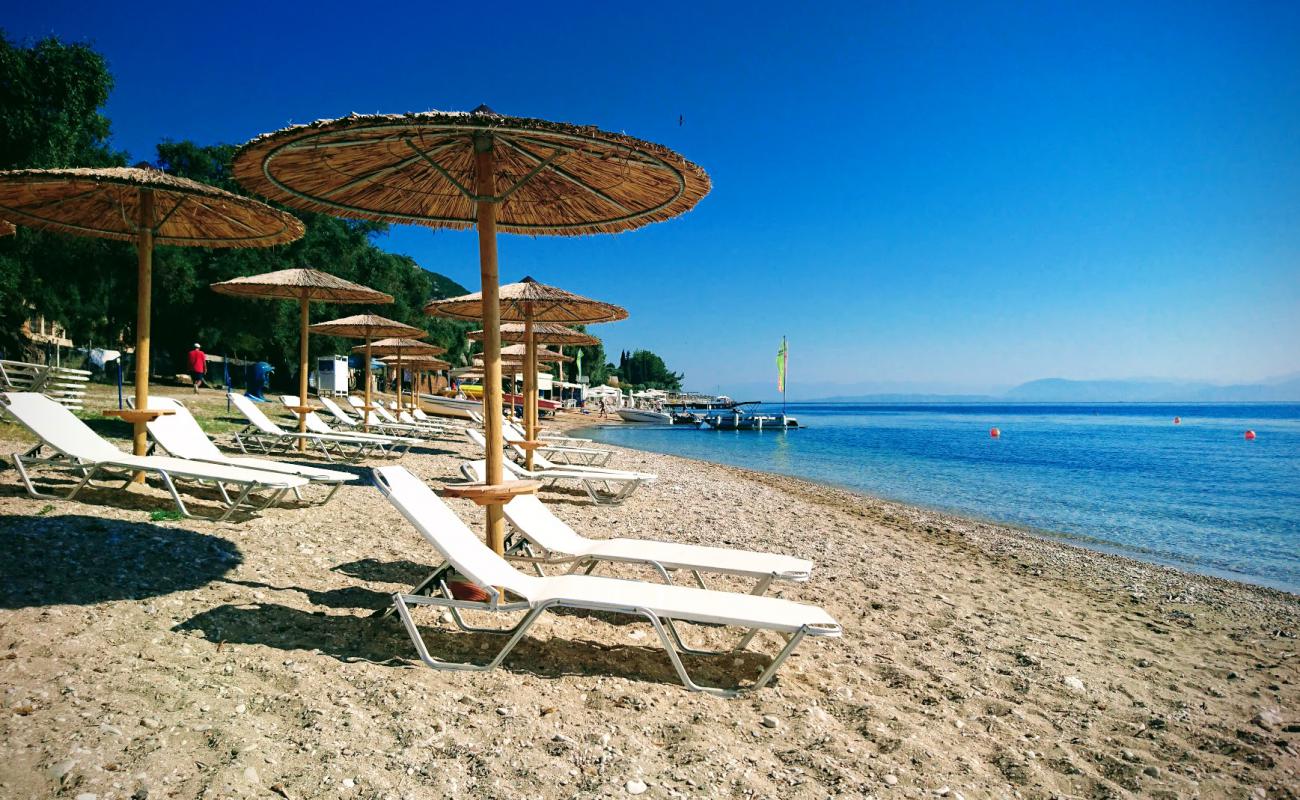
[8,1,1299,398]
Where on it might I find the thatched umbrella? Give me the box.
[381,354,451,406]
[211,268,392,449]
[352,337,445,411]
[430,277,624,467]
[308,314,423,430]
[232,106,708,555]
[0,166,303,467]
[469,322,597,388]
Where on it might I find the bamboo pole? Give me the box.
[297,294,309,452]
[363,336,373,432]
[475,140,506,556]
[396,349,404,414]
[131,189,155,481]
[524,309,536,470]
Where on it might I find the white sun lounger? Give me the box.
[317,396,419,438]
[130,396,356,504]
[1,392,308,521]
[279,396,421,453]
[352,397,454,436]
[507,419,593,445]
[502,424,612,466]
[373,466,840,696]
[229,393,388,461]
[500,493,812,593]
[465,429,653,504]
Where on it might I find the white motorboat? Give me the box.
[615,407,674,425]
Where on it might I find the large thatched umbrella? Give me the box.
[231,106,708,555]
[308,314,423,430]
[211,268,392,449]
[430,277,624,467]
[0,166,303,467]
[352,337,445,411]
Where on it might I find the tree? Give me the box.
[614,349,683,391]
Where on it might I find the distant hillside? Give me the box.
[813,393,996,403]
[1005,376,1300,402]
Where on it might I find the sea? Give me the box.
[577,403,1300,594]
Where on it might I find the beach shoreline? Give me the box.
[0,394,1296,799]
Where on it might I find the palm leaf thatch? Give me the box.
[500,343,573,362]
[381,355,450,370]
[210,268,393,303]
[0,166,303,247]
[308,313,423,339]
[425,276,626,324]
[353,337,445,357]
[467,322,599,346]
[231,106,710,236]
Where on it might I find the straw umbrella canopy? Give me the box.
[211,268,392,448]
[429,276,625,468]
[352,337,445,410]
[470,322,596,386]
[308,314,423,430]
[381,354,451,406]
[0,166,304,467]
[232,105,708,555]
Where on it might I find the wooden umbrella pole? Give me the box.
[131,189,155,481]
[475,140,506,555]
[363,336,373,432]
[297,295,309,452]
[396,349,404,413]
[524,309,536,470]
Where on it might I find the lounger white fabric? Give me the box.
[352,397,453,436]
[501,493,812,592]
[130,396,355,503]
[1,392,308,521]
[464,428,653,504]
[373,466,840,696]
[280,396,420,452]
[507,419,593,445]
[229,393,386,461]
[501,425,612,466]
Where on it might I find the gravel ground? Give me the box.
[0,390,1296,799]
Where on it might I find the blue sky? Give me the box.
[7,2,1299,398]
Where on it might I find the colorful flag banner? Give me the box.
[576,347,584,376]
[776,337,788,393]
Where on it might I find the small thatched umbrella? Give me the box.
[352,337,445,411]
[0,166,303,467]
[308,314,423,430]
[469,322,597,388]
[211,268,392,448]
[232,106,708,555]
[381,354,451,407]
[430,277,624,467]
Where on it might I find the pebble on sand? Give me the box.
[1062,675,1086,693]
[761,714,780,728]
[626,778,648,794]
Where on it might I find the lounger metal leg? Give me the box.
[645,612,809,698]
[393,593,547,672]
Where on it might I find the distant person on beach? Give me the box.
[187,343,207,393]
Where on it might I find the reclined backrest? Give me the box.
[0,392,122,461]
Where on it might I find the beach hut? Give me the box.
[308,314,423,431]
[210,269,393,450]
[0,166,303,470]
[230,106,708,555]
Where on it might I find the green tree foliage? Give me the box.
[614,349,683,391]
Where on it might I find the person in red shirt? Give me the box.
[187,343,207,393]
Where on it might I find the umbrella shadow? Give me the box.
[173,601,776,689]
[0,514,241,608]
[224,577,392,611]
[333,557,429,584]
[0,474,271,523]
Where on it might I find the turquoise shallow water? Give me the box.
[577,403,1300,593]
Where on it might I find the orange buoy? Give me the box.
[1173,416,1181,424]
[990,427,1001,438]
[1245,430,1256,441]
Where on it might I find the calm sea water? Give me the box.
[577,403,1300,593]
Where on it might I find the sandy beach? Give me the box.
[1,391,1297,800]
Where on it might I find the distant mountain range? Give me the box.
[806,375,1300,403]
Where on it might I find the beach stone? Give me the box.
[884,774,898,786]
[1143,766,1160,778]
[1062,676,1086,693]
[626,779,648,794]
[75,794,98,800]
[1252,708,1282,731]
[935,787,951,796]
[342,778,355,788]
[244,766,260,785]
[761,714,780,728]
[48,759,76,781]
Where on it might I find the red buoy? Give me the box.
[1173,416,1181,424]
[990,427,1001,438]
[1245,430,1256,441]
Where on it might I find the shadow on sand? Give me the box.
[0,514,241,608]
[174,601,776,690]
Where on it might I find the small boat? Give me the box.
[702,411,799,430]
[420,394,482,420]
[616,408,674,425]
[671,411,703,426]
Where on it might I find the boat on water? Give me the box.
[702,411,800,430]
[616,407,674,425]
[420,393,482,420]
